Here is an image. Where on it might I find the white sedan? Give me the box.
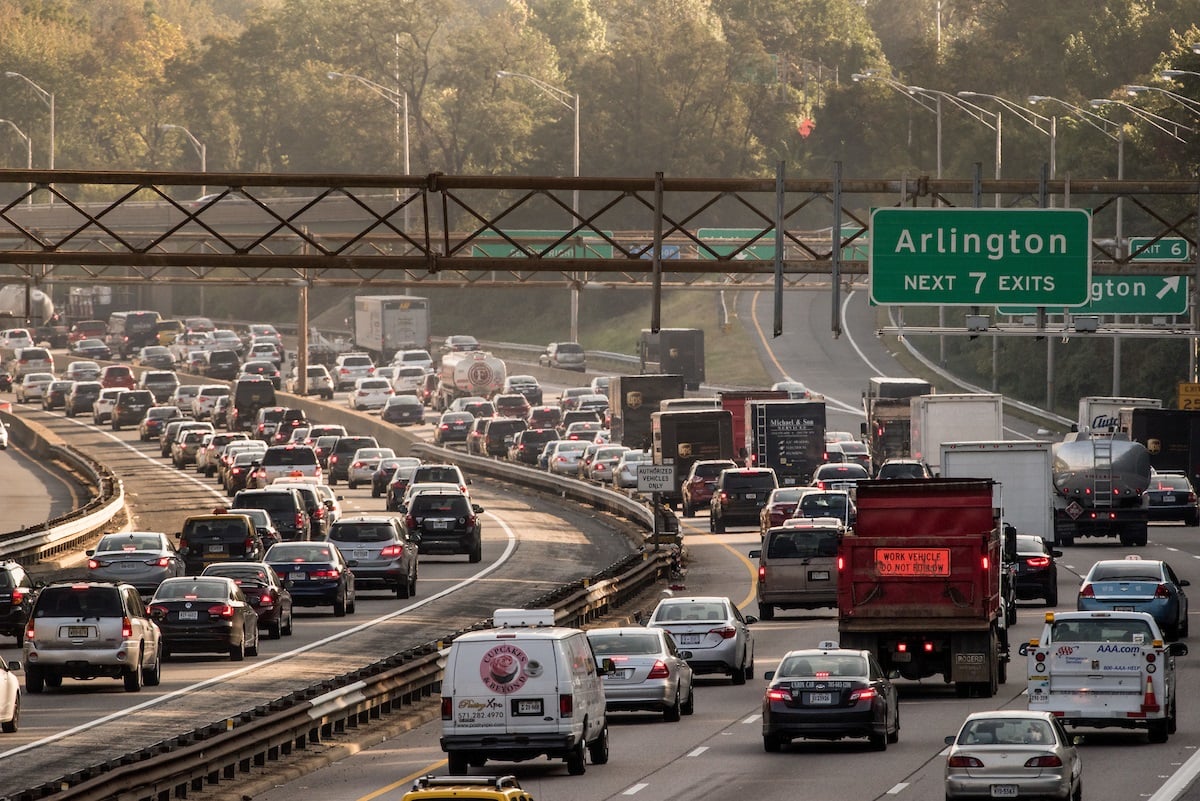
[0,655,19,732]
[349,377,393,412]
[347,447,398,489]
[14,372,54,403]
[0,420,7,450]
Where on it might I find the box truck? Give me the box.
[909,393,1003,475]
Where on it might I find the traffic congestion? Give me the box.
[0,297,1198,801]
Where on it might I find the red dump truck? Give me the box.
[836,479,1009,697]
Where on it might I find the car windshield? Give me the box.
[261,448,316,466]
[412,495,470,515]
[799,494,849,517]
[723,473,775,490]
[268,544,335,562]
[776,654,866,678]
[96,534,165,552]
[770,489,808,503]
[1153,476,1192,491]
[236,493,296,512]
[588,632,662,655]
[155,579,229,601]
[330,524,396,543]
[1051,618,1156,643]
[958,718,1054,746]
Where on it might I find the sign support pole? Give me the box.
[652,491,660,552]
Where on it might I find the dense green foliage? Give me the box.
[1,0,1197,407]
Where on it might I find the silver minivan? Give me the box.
[749,517,843,620]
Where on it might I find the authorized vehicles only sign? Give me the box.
[869,207,1092,306]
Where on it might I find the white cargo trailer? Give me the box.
[909,393,1004,474]
[940,440,1054,543]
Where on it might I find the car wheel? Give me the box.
[348,480,357,490]
[731,660,747,686]
[229,637,245,662]
[763,734,782,753]
[469,540,483,563]
[869,731,888,751]
[713,516,726,534]
[409,570,418,597]
[246,630,259,657]
[123,658,143,692]
[397,575,410,599]
[1169,697,1178,734]
[887,707,900,743]
[0,692,18,733]
[268,618,282,639]
[142,643,162,686]
[334,593,347,617]
[111,423,120,431]
[1149,718,1169,743]
[283,609,294,636]
[1188,512,1200,528]
[682,500,693,518]
[1072,778,1082,801]
[663,692,682,722]
[371,486,380,498]
[588,723,610,764]
[25,666,44,694]
[681,686,695,715]
[566,740,587,775]
[328,476,337,486]
[447,752,469,774]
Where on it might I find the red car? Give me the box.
[680,459,738,517]
[99,364,136,390]
[758,487,817,535]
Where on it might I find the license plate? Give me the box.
[178,611,198,621]
[429,520,451,530]
[207,544,227,553]
[290,571,307,581]
[680,634,703,645]
[990,786,1019,798]
[809,570,831,581]
[1115,605,1134,611]
[745,493,757,500]
[806,692,833,705]
[1164,494,1176,502]
[516,699,543,715]
[68,626,89,638]
[353,550,369,559]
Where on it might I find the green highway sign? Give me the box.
[697,228,776,260]
[869,207,1092,306]
[998,275,1189,316]
[1129,236,1190,262]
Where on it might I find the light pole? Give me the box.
[326,70,410,220]
[852,71,942,178]
[0,118,32,205]
[1091,97,1191,141]
[910,86,1003,207]
[1123,84,1200,116]
[958,90,1056,180]
[5,71,53,204]
[158,123,207,197]
[496,69,582,342]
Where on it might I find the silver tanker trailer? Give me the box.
[1051,432,1151,546]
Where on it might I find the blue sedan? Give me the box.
[1077,557,1190,639]
[265,542,356,617]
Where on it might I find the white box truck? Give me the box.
[353,295,430,364]
[1077,396,1162,434]
[940,440,1054,543]
[909,393,1004,475]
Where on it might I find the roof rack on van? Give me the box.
[412,775,521,791]
[492,608,556,628]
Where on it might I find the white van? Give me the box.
[440,609,612,775]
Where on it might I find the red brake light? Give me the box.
[1155,584,1171,598]
[1025,755,1063,768]
[559,693,574,717]
[208,604,235,619]
[441,696,453,719]
[405,514,417,529]
[948,755,984,768]
[647,660,670,679]
[379,544,404,558]
[849,687,877,702]
[10,588,23,604]
[1079,584,1095,598]
[309,569,341,579]
[712,625,737,639]
[259,591,275,607]
[87,559,100,570]
[758,566,767,583]
[1025,556,1051,568]
[153,556,171,568]
[766,687,790,702]
[121,617,133,638]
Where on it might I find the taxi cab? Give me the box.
[402,774,533,801]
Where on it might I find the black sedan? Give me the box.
[1146,472,1200,526]
[762,642,899,752]
[1013,534,1060,606]
[201,563,294,639]
[41,380,73,410]
[381,395,426,425]
[265,542,356,617]
[148,576,260,661]
[71,338,113,360]
[239,360,282,389]
[371,457,415,498]
[433,411,474,444]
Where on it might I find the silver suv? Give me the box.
[23,582,163,693]
[333,352,376,391]
[288,364,335,399]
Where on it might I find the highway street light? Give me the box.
[852,71,942,177]
[158,123,207,198]
[910,86,1003,207]
[1123,84,1200,116]
[5,71,54,204]
[1089,98,1191,141]
[1162,69,1200,81]
[0,118,32,205]
[496,69,582,341]
[958,90,1056,180]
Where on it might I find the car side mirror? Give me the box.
[744,615,758,625]
[1182,579,1191,587]
[599,657,616,675]
[1018,642,1031,656]
[764,669,775,681]
[1052,550,1063,558]
[472,504,484,514]
[1169,642,1189,657]
[85,550,95,557]
[748,549,761,559]
[6,660,20,672]
[944,735,956,746]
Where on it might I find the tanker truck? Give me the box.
[432,350,506,412]
[1051,432,1151,547]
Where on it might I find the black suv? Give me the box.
[710,467,779,533]
[203,349,241,381]
[227,377,277,431]
[509,428,558,465]
[482,418,527,457]
[176,514,266,574]
[405,492,484,562]
[231,487,312,542]
[327,436,379,485]
[0,562,37,646]
[110,389,155,431]
[139,370,180,403]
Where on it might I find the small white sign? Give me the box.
[637,464,675,492]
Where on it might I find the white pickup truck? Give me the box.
[1023,610,1188,742]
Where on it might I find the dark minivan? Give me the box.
[111,389,155,430]
[231,487,312,542]
[203,349,241,381]
[709,467,780,533]
[482,417,527,457]
[227,377,277,431]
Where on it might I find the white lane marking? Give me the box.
[623,784,649,795]
[687,746,708,757]
[886,783,909,794]
[1166,547,1179,552]
[742,713,761,724]
[0,512,520,762]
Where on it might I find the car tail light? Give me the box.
[10,588,23,604]
[309,569,341,579]
[440,423,449,431]
[259,591,275,608]
[719,491,729,503]
[711,625,737,639]
[948,755,984,767]
[380,544,405,558]
[405,514,417,529]
[121,617,134,638]
[849,687,877,702]
[24,622,35,641]
[149,604,169,617]
[1155,584,1171,598]
[1079,583,1095,598]
[441,696,453,719]
[314,507,326,520]
[208,604,235,619]
[1025,755,1063,768]
[816,480,827,490]
[1026,556,1051,569]
[758,565,767,583]
[295,512,307,530]
[766,687,790,702]
[152,556,172,568]
[87,559,101,570]
[647,660,670,679]
[559,693,574,717]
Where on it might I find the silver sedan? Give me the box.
[86,531,184,596]
[587,627,695,721]
[645,595,756,684]
[945,710,1082,801]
